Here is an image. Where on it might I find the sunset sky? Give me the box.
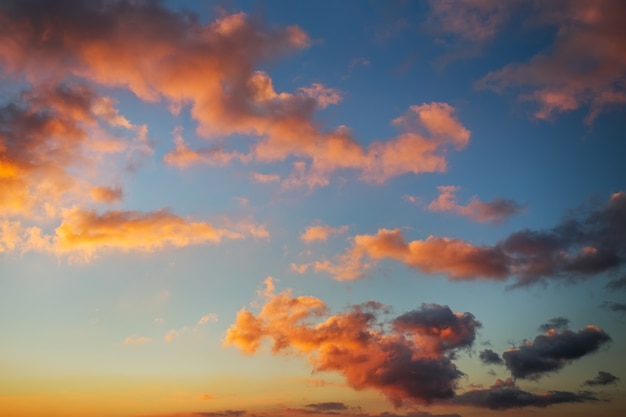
[1,1,626,416]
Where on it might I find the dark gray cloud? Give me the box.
[538,317,570,332]
[605,276,626,290]
[583,371,620,386]
[304,403,348,413]
[501,192,626,285]
[503,325,611,379]
[602,301,626,313]
[392,303,482,352]
[195,411,246,417]
[452,378,597,409]
[479,349,503,365]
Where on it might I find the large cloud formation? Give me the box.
[308,191,626,284]
[225,280,481,407]
[0,0,471,190]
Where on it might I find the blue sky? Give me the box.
[1,1,625,416]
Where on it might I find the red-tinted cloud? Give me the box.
[315,192,626,285]
[0,1,471,188]
[225,280,481,407]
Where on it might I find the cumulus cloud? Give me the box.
[452,378,597,409]
[502,325,611,379]
[313,191,626,285]
[476,1,626,123]
[582,371,620,386]
[479,349,503,365]
[91,186,123,203]
[225,282,482,407]
[428,186,524,223]
[300,224,349,243]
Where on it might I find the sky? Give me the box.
[1,0,625,416]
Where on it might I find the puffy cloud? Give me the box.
[54,208,242,260]
[314,191,626,285]
[452,378,597,409]
[300,224,349,243]
[225,282,482,407]
[479,349,503,365]
[476,1,626,122]
[428,186,524,223]
[582,371,620,386]
[298,84,342,109]
[0,83,141,219]
[502,325,611,380]
[315,228,510,281]
[123,336,152,346]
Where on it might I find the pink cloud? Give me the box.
[428,186,524,223]
[300,224,349,242]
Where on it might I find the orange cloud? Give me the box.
[0,2,471,188]
[315,228,510,281]
[225,281,481,407]
[428,186,524,223]
[54,208,243,261]
[91,185,123,203]
[300,224,349,242]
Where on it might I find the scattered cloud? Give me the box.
[91,186,124,203]
[582,371,620,387]
[225,281,481,407]
[304,402,348,413]
[427,186,524,223]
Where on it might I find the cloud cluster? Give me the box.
[0,0,471,190]
[225,280,481,407]
[312,191,626,284]
[427,186,524,223]
[452,378,597,410]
